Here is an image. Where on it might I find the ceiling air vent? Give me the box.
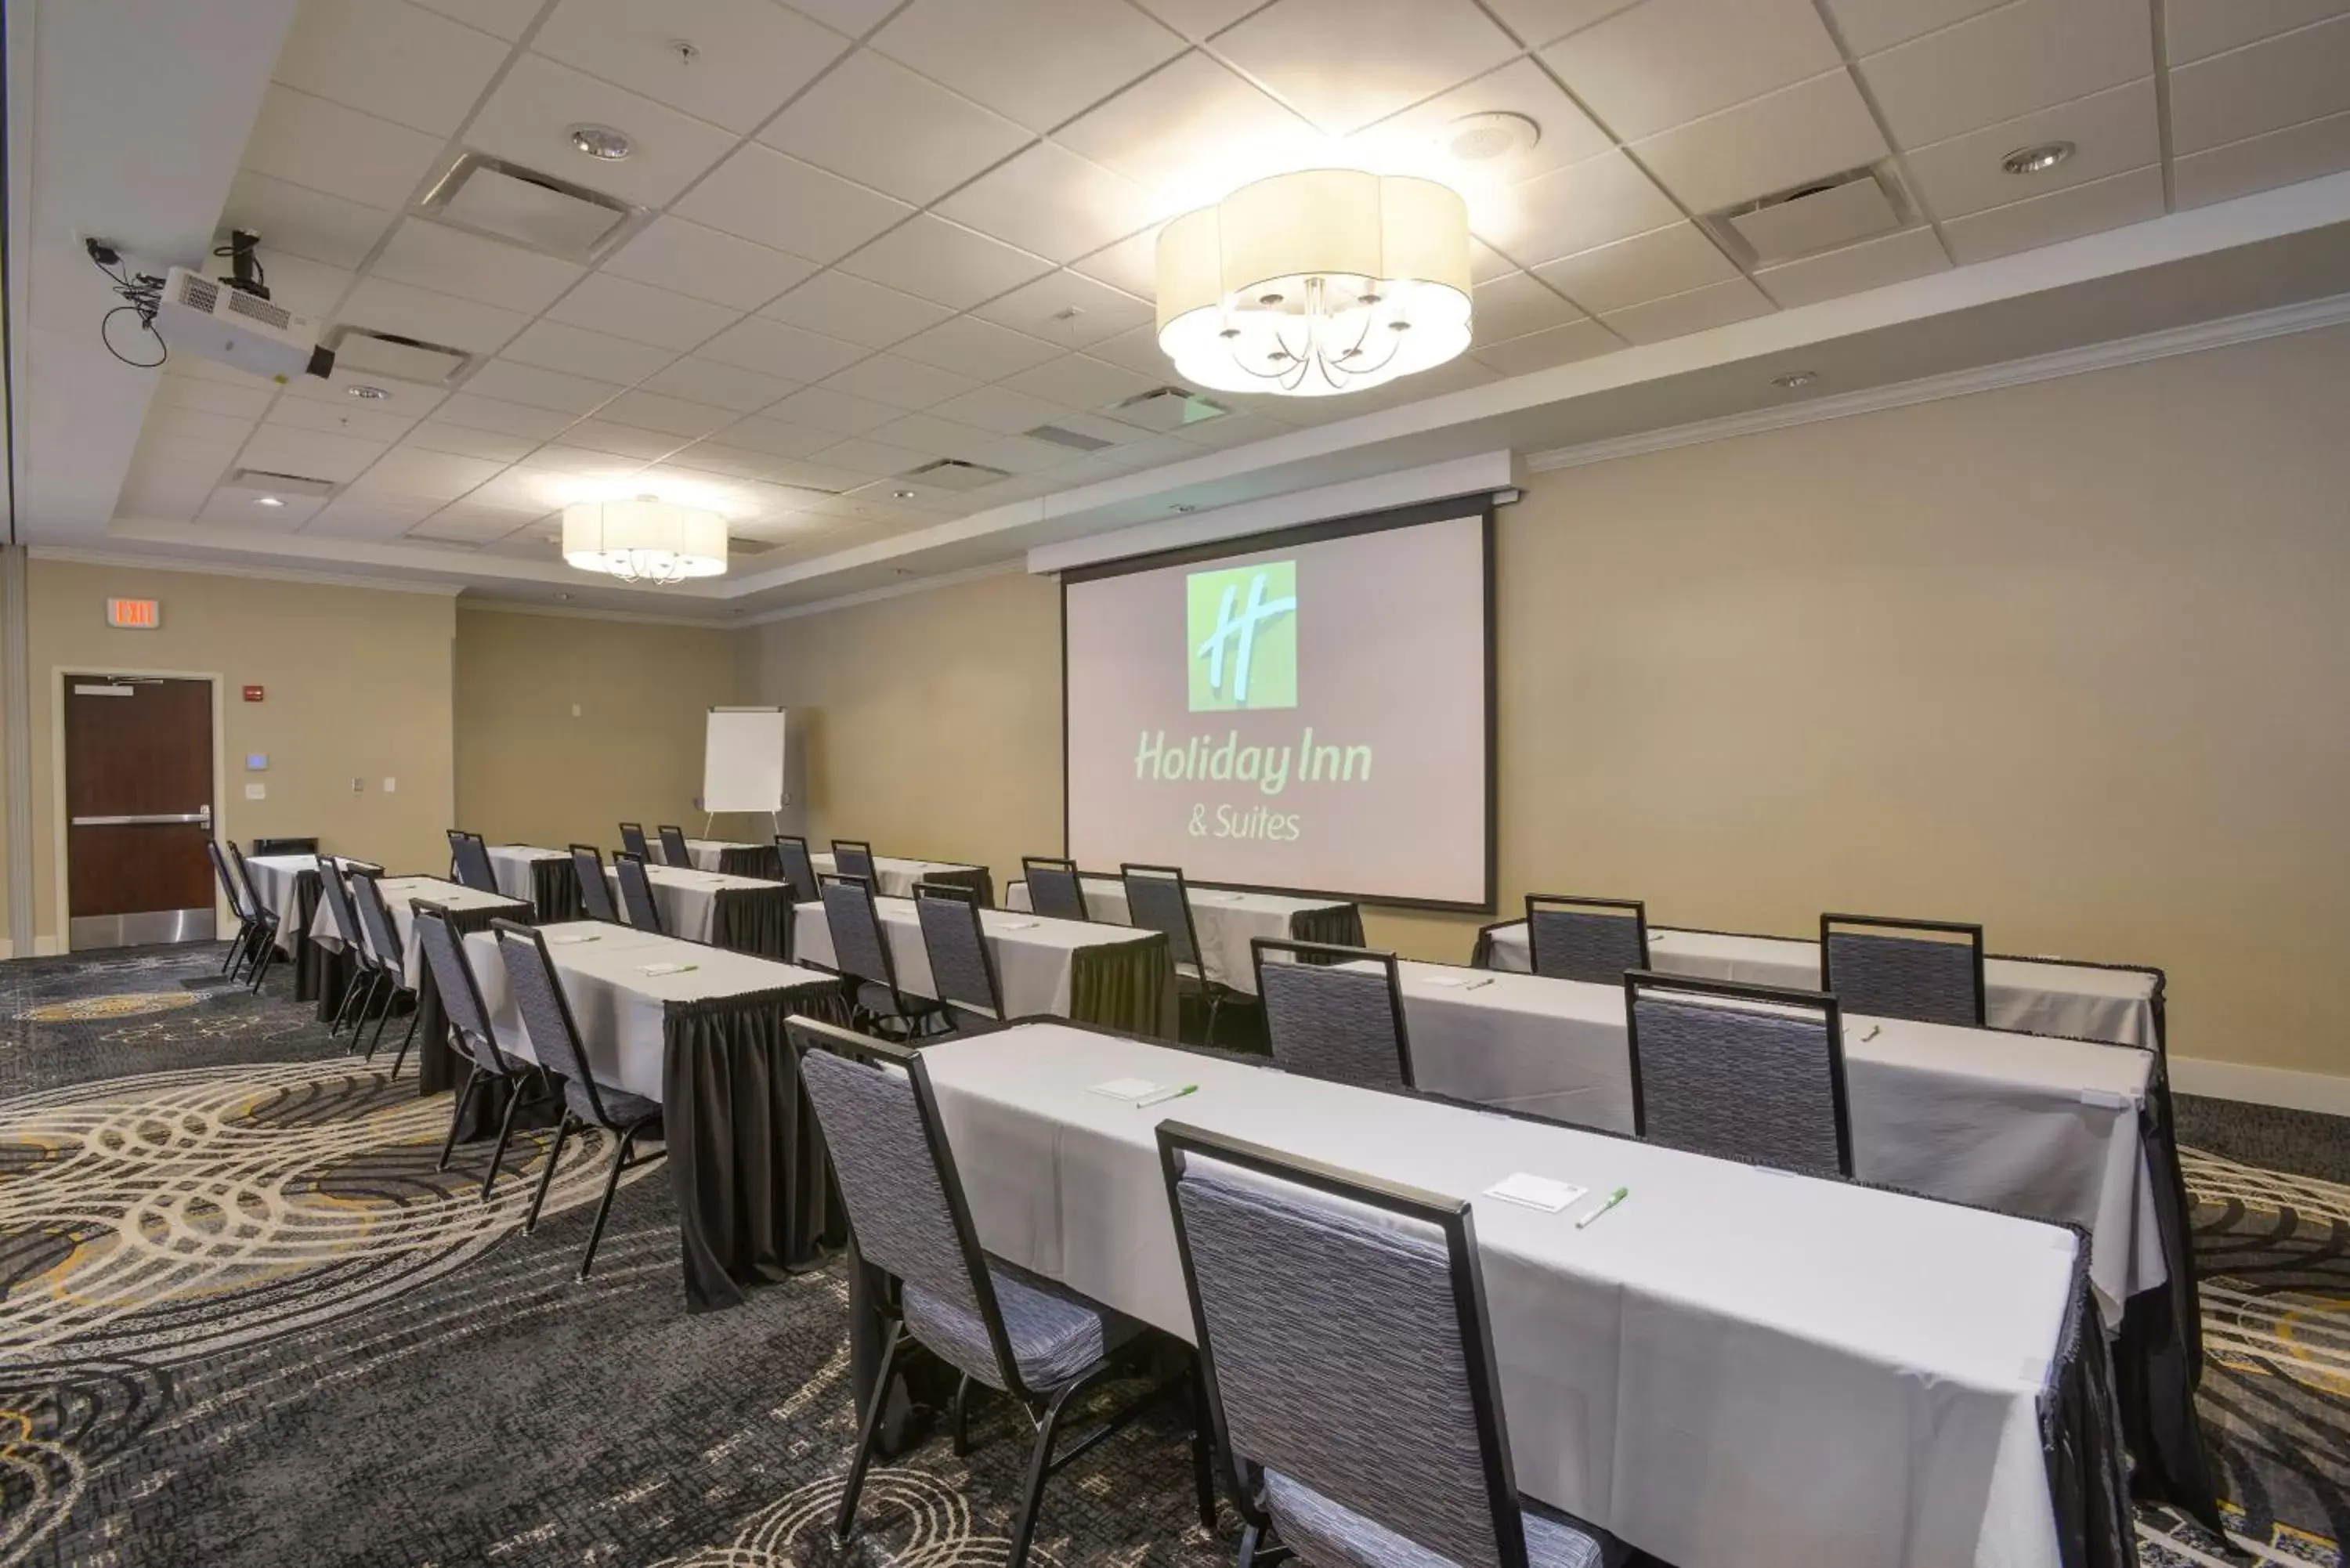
[1025,422,1118,453]
[1106,386,1227,433]
[418,153,639,262]
[898,458,1010,492]
[728,536,784,557]
[1706,165,1909,267]
[222,468,336,500]
[320,327,474,387]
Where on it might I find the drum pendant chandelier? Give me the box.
[562,496,727,584]
[1155,169,1473,397]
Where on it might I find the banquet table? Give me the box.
[1474,921,2164,1050]
[1003,876,1362,994]
[791,897,1176,1038]
[242,852,331,999]
[608,863,794,959]
[866,1022,2129,1568]
[463,920,846,1310]
[682,837,783,880]
[484,844,583,921]
[809,851,993,905]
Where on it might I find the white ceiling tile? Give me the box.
[595,389,740,437]
[305,492,447,537]
[373,219,588,313]
[244,252,356,319]
[222,172,397,271]
[759,48,1033,204]
[1131,0,1267,40]
[409,0,541,39]
[240,86,446,211]
[1170,409,1288,448]
[562,419,693,459]
[468,54,739,207]
[155,377,277,421]
[767,385,907,435]
[1939,163,2164,262]
[718,414,843,457]
[673,143,913,263]
[1481,152,1681,266]
[1598,276,1774,343]
[263,396,418,444]
[936,144,1159,264]
[663,441,786,479]
[820,353,982,410]
[757,457,871,490]
[2165,0,2350,63]
[1633,69,1889,213]
[1358,58,1617,192]
[1079,324,1180,378]
[1752,224,1949,305]
[1541,0,1842,142]
[2172,107,2350,208]
[1903,78,2157,221]
[272,0,508,135]
[238,424,393,482]
[782,0,899,36]
[931,384,1087,435]
[868,414,1004,461]
[347,446,508,499]
[408,504,539,542]
[544,273,739,349]
[977,431,1098,472]
[1069,228,1162,298]
[512,444,653,482]
[2170,13,2350,154]
[1479,0,1640,47]
[891,317,1065,381]
[195,490,323,529]
[281,363,450,418]
[1217,0,1518,134]
[1000,354,1162,409]
[404,420,540,461]
[603,216,819,310]
[759,269,954,349]
[806,437,933,476]
[504,319,678,383]
[1818,0,2008,56]
[836,215,1057,308]
[1055,49,1318,207]
[1470,272,1584,342]
[969,269,1155,349]
[1470,240,1518,284]
[700,316,872,381]
[1859,0,2152,149]
[146,406,260,449]
[434,392,582,439]
[461,358,626,414]
[337,276,534,356]
[870,0,1185,132]
[533,0,851,133]
[638,356,799,411]
[1533,222,1737,313]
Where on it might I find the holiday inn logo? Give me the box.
[1188,562,1297,711]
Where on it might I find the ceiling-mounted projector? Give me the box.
[153,266,334,381]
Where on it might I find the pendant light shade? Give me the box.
[562,496,727,584]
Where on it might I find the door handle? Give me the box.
[69,812,212,826]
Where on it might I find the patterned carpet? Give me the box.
[2,942,2344,1568]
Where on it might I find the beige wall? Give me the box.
[22,558,457,948]
[743,325,2350,1080]
[453,605,752,854]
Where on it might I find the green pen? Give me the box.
[1574,1187,1630,1230]
[1135,1083,1198,1109]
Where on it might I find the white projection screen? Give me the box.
[1062,501,1494,910]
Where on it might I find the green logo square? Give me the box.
[1188,561,1297,711]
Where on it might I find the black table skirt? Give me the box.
[284,871,327,1003]
[1291,902,1365,948]
[712,886,794,960]
[716,845,783,881]
[666,982,850,1312]
[529,856,584,923]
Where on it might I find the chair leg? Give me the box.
[1188,1362,1217,1532]
[250,929,280,991]
[480,1075,528,1203]
[385,1006,421,1082]
[1007,1382,1084,1568]
[951,1372,974,1457]
[576,1127,634,1281]
[1238,1522,1260,1568]
[332,970,376,1042]
[525,1113,573,1234]
[437,1061,479,1172]
[1205,995,1224,1047]
[835,1319,903,1541]
[362,985,400,1061]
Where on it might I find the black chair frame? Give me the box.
[617,822,652,862]
[1021,855,1094,922]
[1249,937,1416,1089]
[446,829,498,894]
[1623,968,1855,1176]
[913,879,1006,1026]
[1820,911,1988,1027]
[832,837,879,882]
[1524,893,1650,981]
[816,872,938,1039]
[773,833,819,903]
[613,849,665,934]
[209,841,278,988]
[569,843,620,923]
[316,859,381,1040]
[413,901,540,1201]
[345,869,424,1079]
[789,1016,1211,1563]
[249,836,318,857]
[656,825,692,868]
[1120,862,1237,1045]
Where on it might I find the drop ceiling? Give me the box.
[15,0,2350,618]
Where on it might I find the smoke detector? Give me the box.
[1444,112,1540,164]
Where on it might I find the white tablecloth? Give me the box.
[484,844,570,905]
[1388,959,2161,1317]
[461,921,833,1102]
[1481,922,2160,1046]
[808,851,979,899]
[1005,876,1351,995]
[244,853,316,952]
[920,1024,2076,1568]
[606,862,773,944]
[309,875,526,988]
[792,896,1161,1018]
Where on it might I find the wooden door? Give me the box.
[63,676,217,948]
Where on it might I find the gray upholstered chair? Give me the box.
[314,857,373,1038]
[913,881,1004,1031]
[656,824,692,869]
[790,1017,1210,1565]
[774,834,819,904]
[209,840,277,988]
[494,919,665,1277]
[613,851,665,934]
[224,841,287,991]
[1252,938,1415,1091]
[617,822,652,862]
[414,901,537,1199]
[1625,970,1853,1178]
[569,844,620,923]
[1021,855,1093,922]
[1820,913,1986,1027]
[832,838,878,883]
[446,829,499,894]
[1158,1122,1625,1568]
[818,873,936,1037]
[1525,894,1649,985]
[1122,862,1241,1043]
[346,869,422,1078]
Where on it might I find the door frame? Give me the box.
[49,667,230,956]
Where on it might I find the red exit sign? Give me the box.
[106,598,161,629]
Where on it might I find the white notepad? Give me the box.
[638,961,695,976]
[548,933,600,945]
[1483,1173,1588,1213]
[1089,1078,1161,1102]
[1422,974,1494,990]
[998,919,1039,930]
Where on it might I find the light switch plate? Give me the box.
[382,776,396,793]
[351,777,364,792]
[244,782,267,800]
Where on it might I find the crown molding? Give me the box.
[455,597,740,630]
[25,546,468,596]
[1527,290,2350,475]
[736,560,1026,627]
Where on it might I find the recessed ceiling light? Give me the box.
[554,592,573,602]
[2000,141,2073,176]
[254,496,285,507]
[346,384,389,400]
[1172,504,1198,513]
[891,489,916,499]
[1445,111,1540,163]
[1771,370,1818,390]
[568,124,632,162]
